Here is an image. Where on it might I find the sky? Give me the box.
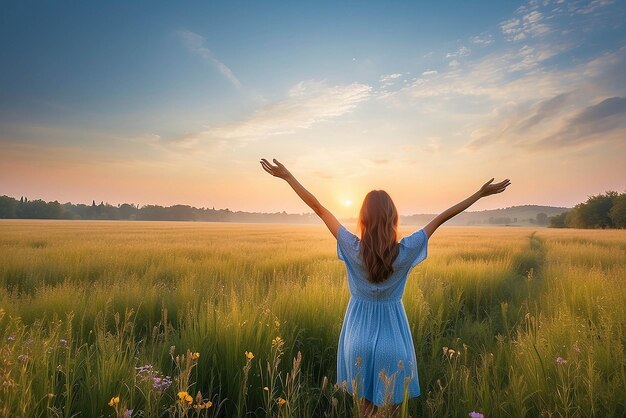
[1,0,625,218]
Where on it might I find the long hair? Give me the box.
[358,190,399,283]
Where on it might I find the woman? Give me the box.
[260,158,510,415]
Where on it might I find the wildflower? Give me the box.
[276,397,287,406]
[123,408,133,417]
[108,396,120,407]
[469,412,484,418]
[135,364,154,377]
[17,354,28,363]
[178,391,193,404]
[153,375,172,391]
[245,351,254,360]
[573,345,581,353]
[263,386,269,392]
[169,345,176,355]
[556,356,567,365]
[7,335,15,342]
[191,352,200,360]
[59,338,68,346]
[272,336,283,348]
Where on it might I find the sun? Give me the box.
[342,199,352,207]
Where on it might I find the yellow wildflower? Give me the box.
[191,352,200,360]
[108,396,120,407]
[263,386,269,391]
[178,391,193,404]
[272,336,283,348]
[276,397,287,406]
[245,351,254,360]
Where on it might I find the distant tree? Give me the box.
[549,212,568,228]
[536,212,548,225]
[610,192,626,228]
[577,192,616,228]
[118,203,137,220]
[0,196,17,218]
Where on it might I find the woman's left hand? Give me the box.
[478,178,511,197]
[260,158,293,180]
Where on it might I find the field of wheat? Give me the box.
[0,220,624,417]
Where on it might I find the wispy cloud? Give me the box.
[178,80,371,143]
[445,46,471,58]
[470,35,494,45]
[379,73,403,88]
[178,30,242,90]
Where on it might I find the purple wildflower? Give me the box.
[18,354,28,363]
[59,339,68,346]
[123,408,133,417]
[153,375,173,391]
[573,345,581,353]
[556,356,567,365]
[7,335,15,342]
[469,412,484,418]
[135,364,154,377]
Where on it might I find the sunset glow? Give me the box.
[1,1,625,215]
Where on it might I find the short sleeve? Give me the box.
[337,225,360,262]
[400,228,428,268]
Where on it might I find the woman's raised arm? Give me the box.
[260,158,341,238]
[423,178,511,238]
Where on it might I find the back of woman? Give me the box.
[336,222,428,406]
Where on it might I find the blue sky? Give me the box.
[1,0,625,216]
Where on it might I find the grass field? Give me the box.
[0,220,625,417]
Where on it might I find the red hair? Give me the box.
[357,190,399,283]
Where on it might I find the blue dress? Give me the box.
[336,224,428,406]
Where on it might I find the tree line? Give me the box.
[550,191,626,228]
[0,195,321,223]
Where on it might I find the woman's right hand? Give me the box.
[478,178,511,197]
[260,158,293,181]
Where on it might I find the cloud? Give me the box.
[180,80,372,142]
[570,96,626,125]
[536,96,626,148]
[470,35,494,45]
[572,0,614,15]
[513,92,574,133]
[466,92,626,151]
[421,70,438,76]
[178,30,242,90]
[446,46,471,58]
[379,73,403,88]
[500,8,550,41]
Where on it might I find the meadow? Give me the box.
[0,220,625,417]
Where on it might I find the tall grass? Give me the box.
[0,220,624,417]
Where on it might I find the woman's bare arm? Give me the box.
[260,158,341,238]
[423,178,511,238]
